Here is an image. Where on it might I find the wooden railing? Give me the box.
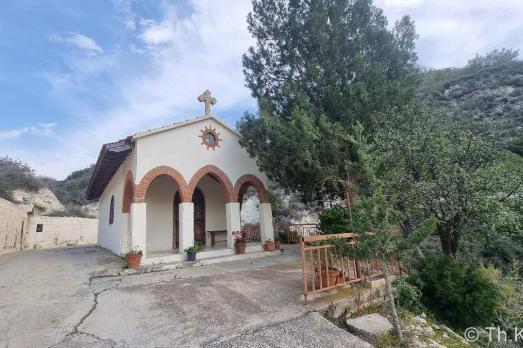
[243,224,261,242]
[282,223,321,244]
[300,233,399,304]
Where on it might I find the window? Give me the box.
[199,126,221,150]
[109,196,115,225]
[206,132,216,145]
[36,224,43,232]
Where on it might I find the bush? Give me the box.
[0,156,42,200]
[411,255,499,330]
[393,277,422,312]
[318,205,351,234]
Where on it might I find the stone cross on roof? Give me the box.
[197,89,217,116]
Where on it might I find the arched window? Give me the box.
[109,196,115,225]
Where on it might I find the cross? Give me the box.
[197,89,217,116]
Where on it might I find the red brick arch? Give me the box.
[234,174,269,203]
[135,166,191,203]
[122,170,135,213]
[187,165,235,203]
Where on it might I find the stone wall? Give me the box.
[0,198,27,256]
[25,216,98,250]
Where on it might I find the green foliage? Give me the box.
[466,48,519,69]
[0,156,42,200]
[268,189,284,216]
[393,277,422,312]
[411,255,499,330]
[319,205,351,234]
[239,0,419,199]
[358,102,521,258]
[487,267,523,335]
[40,166,94,206]
[45,207,94,218]
[184,241,203,253]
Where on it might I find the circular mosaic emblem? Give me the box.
[199,126,222,150]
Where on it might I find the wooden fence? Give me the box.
[300,233,399,304]
[281,223,321,244]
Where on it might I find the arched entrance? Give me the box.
[145,175,180,254]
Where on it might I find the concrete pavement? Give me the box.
[0,246,371,347]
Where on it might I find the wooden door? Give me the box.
[173,192,181,249]
[193,188,206,244]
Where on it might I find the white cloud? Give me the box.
[0,123,57,140]
[139,20,175,46]
[375,0,523,68]
[49,32,103,55]
[29,0,255,179]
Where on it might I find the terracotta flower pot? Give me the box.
[126,254,142,269]
[320,270,339,287]
[235,241,246,254]
[275,241,281,249]
[264,242,276,251]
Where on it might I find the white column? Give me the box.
[179,202,194,254]
[130,202,147,259]
[259,203,274,243]
[226,202,241,249]
[120,213,131,254]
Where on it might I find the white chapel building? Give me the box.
[86,90,274,264]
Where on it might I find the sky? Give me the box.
[0,0,522,179]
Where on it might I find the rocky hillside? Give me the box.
[420,49,523,155]
[0,156,96,217]
[40,167,94,208]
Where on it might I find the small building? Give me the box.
[86,90,274,264]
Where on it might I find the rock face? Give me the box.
[240,188,260,224]
[422,60,523,155]
[346,313,393,341]
[12,187,64,215]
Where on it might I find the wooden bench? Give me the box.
[207,230,227,247]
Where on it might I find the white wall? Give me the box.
[97,153,135,255]
[25,216,97,249]
[197,175,227,244]
[145,175,177,252]
[134,117,268,187]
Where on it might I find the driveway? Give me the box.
[0,246,371,347]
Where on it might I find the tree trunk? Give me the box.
[437,225,454,258]
[382,258,403,339]
[345,174,353,221]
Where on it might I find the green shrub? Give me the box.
[318,206,351,234]
[393,277,422,312]
[412,255,499,330]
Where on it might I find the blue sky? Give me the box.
[1,0,522,179]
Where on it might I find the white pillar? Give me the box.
[226,202,241,249]
[259,203,274,243]
[179,202,194,254]
[120,213,131,254]
[130,202,147,259]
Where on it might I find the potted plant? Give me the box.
[233,230,246,254]
[264,239,276,251]
[275,235,282,249]
[184,241,203,261]
[125,247,143,269]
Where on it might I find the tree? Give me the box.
[363,103,522,258]
[238,0,419,200]
[466,48,519,69]
[334,131,436,338]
